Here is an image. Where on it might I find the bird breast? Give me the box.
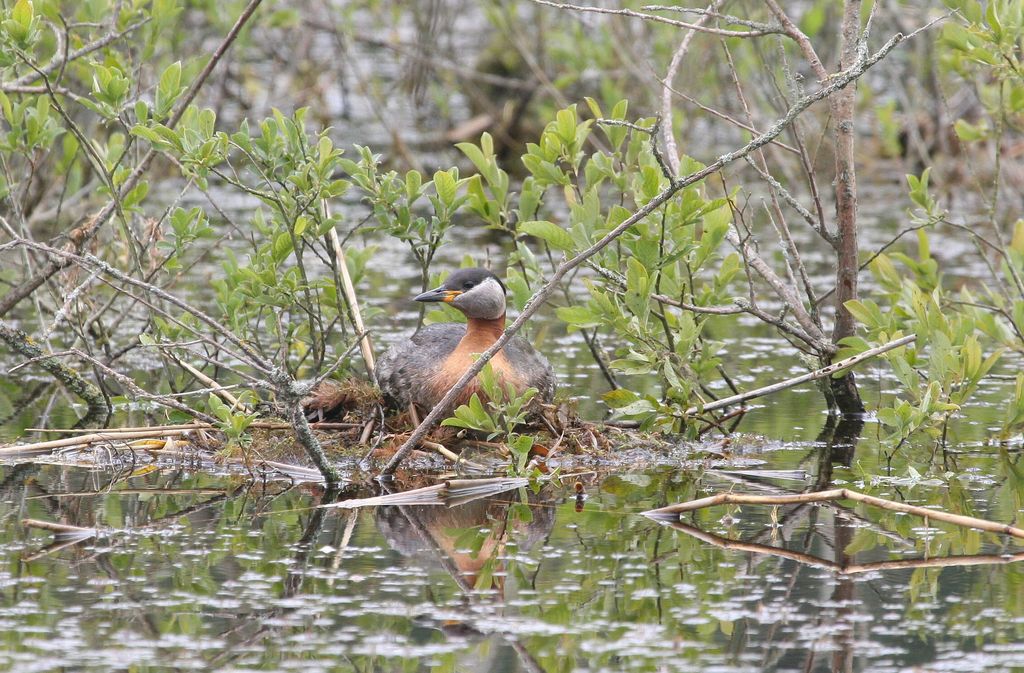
[429,347,526,407]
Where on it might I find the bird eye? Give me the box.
[462,281,474,290]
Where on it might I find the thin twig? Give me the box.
[683,334,915,416]
[530,0,781,37]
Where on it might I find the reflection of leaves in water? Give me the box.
[868,466,948,487]
[4,450,1024,671]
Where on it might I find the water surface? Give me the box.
[2,428,1022,673]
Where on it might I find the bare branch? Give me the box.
[661,1,720,176]
[4,19,148,90]
[642,5,780,32]
[684,334,916,416]
[531,0,782,37]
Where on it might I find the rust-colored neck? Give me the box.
[459,314,506,351]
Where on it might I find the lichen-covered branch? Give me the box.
[0,320,108,424]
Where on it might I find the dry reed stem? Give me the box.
[0,429,200,454]
[4,421,360,454]
[24,421,359,434]
[176,359,247,411]
[420,440,489,471]
[28,488,228,499]
[644,488,1024,540]
[328,223,376,378]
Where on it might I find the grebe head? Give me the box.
[414,267,506,320]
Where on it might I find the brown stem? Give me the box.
[827,1,867,414]
[766,0,866,414]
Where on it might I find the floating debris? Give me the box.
[320,477,529,510]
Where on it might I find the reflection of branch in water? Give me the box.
[722,413,903,668]
[645,488,1024,540]
[20,486,248,564]
[651,481,1024,665]
[706,471,915,549]
[320,476,530,510]
[0,381,49,428]
[326,509,358,586]
[206,483,512,670]
[206,484,342,670]
[20,519,99,562]
[663,519,1024,574]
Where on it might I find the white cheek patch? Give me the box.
[462,277,506,319]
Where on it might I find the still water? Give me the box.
[1,7,1022,669]
[2,406,1023,672]
[1,160,1022,671]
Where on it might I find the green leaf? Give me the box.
[953,118,988,142]
[6,0,34,43]
[519,220,574,252]
[433,169,457,206]
[603,388,639,409]
[844,299,886,329]
[130,124,165,146]
[155,61,183,117]
[404,169,422,202]
[12,0,32,29]
[556,305,600,328]
[456,139,489,177]
[555,107,577,144]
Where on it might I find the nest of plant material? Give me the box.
[0,376,639,485]
[302,378,384,423]
[297,377,618,470]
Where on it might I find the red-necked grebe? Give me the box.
[375,267,555,412]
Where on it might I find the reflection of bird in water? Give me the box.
[375,485,556,595]
[375,267,555,413]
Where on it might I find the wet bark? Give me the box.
[828,0,866,415]
[289,400,342,486]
